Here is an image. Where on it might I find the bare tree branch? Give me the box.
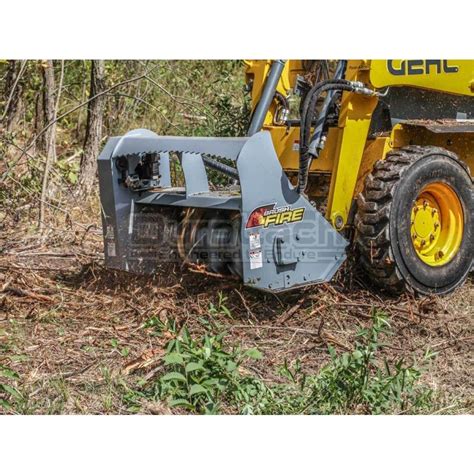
[109,92,185,134]
[0,136,70,186]
[144,74,216,119]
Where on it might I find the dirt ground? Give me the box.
[0,199,472,414]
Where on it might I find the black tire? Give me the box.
[354,146,473,295]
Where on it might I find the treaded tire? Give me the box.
[354,146,473,295]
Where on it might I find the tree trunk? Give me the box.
[2,60,25,133]
[40,60,57,161]
[78,60,106,196]
[0,60,24,175]
[39,60,64,233]
[33,90,44,157]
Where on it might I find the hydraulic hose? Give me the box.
[307,60,347,156]
[202,155,239,181]
[297,79,382,194]
[298,81,355,194]
[273,91,290,125]
[300,79,353,156]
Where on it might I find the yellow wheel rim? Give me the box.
[410,182,464,267]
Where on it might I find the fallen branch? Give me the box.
[121,347,165,375]
[229,324,351,351]
[234,288,256,320]
[185,262,239,280]
[279,298,305,323]
[1,285,54,303]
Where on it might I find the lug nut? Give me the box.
[421,239,426,246]
[430,234,435,242]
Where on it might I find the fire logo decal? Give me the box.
[246,204,305,228]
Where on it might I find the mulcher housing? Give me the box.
[98,129,347,292]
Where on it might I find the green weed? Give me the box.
[0,364,24,412]
[208,292,232,318]
[132,311,434,415]
[143,318,262,414]
[260,312,434,414]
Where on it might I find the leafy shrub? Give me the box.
[264,312,434,415]
[144,318,264,414]
[134,311,434,415]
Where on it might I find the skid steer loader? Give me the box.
[98,60,473,295]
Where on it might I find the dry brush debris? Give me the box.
[0,197,472,414]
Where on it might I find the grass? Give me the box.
[0,364,24,411]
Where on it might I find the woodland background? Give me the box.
[0,60,248,227]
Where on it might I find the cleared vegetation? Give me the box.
[0,199,472,414]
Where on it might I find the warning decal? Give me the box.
[249,232,261,250]
[249,250,263,270]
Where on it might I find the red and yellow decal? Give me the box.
[246,204,305,229]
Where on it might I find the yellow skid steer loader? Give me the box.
[98,60,473,295]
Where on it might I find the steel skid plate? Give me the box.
[98,129,348,292]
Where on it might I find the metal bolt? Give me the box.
[430,234,435,242]
[421,239,426,246]
[334,215,344,230]
[432,208,437,216]
[412,233,417,240]
[423,200,428,209]
[434,222,439,230]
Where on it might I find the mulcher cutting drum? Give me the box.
[98,129,347,292]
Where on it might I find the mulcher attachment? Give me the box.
[98,128,347,292]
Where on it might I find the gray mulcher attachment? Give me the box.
[98,129,347,292]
